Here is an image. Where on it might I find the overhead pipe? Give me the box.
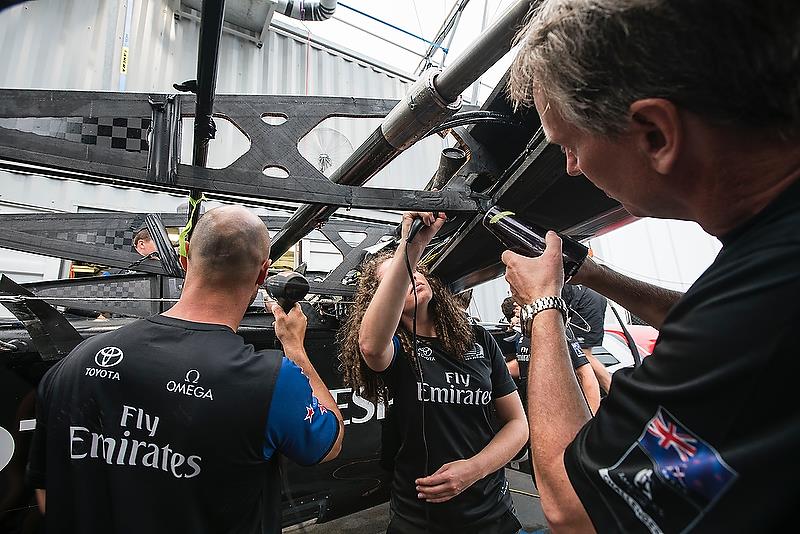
[269,0,534,261]
[276,0,337,21]
[185,0,226,240]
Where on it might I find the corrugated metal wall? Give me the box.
[0,0,464,310]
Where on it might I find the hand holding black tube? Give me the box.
[402,211,447,249]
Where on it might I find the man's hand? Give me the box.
[502,231,565,304]
[415,459,483,503]
[271,302,307,358]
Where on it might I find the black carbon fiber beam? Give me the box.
[187,0,225,238]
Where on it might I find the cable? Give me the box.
[124,251,159,270]
[403,242,431,532]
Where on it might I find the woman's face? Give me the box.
[376,259,433,315]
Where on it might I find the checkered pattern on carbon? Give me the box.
[33,277,156,317]
[0,116,151,152]
[49,229,136,251]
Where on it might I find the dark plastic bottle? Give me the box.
[482,206,588,277]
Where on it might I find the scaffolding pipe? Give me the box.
[276,0,337,21]
[269,0,534,261]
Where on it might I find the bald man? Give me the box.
[28,206,344,534]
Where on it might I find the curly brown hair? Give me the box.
[338,250,475,403]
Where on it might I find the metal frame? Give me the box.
[0,89,478,214]
[0,212,395,297]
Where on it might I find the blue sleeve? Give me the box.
[263,357,340,466]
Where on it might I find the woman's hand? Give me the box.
[415,458,484,503]
[401,211,447,252]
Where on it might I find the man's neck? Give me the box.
[690,134,800,237]
[163,284,249,332]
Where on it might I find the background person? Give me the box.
[133,227,158,257]
[498,296,522,379]
[28,206,343,534]
[502,1,800,532]
[339,211,528,534]
[562,284,612,395]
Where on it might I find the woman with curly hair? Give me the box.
[339,212,528,534]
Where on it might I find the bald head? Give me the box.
[187,206,270,288]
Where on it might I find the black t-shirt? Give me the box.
[497,329,522,362]
[381,325,519,533]
[562,284,607,348]
[515,326,589,393]
[28,315,338,534]
[564,178,800,533]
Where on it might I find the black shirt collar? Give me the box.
[147,314,234,333]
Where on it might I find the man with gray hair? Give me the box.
[501,1,799,532]
[29,205,344,533]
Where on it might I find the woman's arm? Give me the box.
[415,391,528,503]
[358,212,446,371]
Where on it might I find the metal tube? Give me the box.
[268,0,534,261]
[435,0,533,102]
[187,0,225,235]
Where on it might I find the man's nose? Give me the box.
[565,150,581,176]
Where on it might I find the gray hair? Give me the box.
[509,0,800,138]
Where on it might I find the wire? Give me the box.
[124,251,159,270]
[403,242,431,531]
[339,2,448,51]
[509,487,540,499]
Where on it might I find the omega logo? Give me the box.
[166,368,214,401]
[95,346,124,368]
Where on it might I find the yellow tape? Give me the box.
[178,194,207,258]
[488,210,515,225]
[120,47,129,75]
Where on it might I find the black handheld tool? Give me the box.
[266,271,310,313]
[482,206,588,277]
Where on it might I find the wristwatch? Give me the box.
[520,296,568,335]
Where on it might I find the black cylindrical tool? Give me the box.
[266,271,310,313]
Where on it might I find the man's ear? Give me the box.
[629,98,682,175]
[256,259,270,286]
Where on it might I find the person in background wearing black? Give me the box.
[561,284,612,395]
[498,296,521,379]
[133,227,158,258]
[28,206,344,534]
[340,211,528,534]
[502,1,800,531]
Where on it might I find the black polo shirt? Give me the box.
[382,325,519,533]
[565,178,800,532]
[28,315,338,534]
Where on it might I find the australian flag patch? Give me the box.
[598,406,737,533]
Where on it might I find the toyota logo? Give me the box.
[95,346,124,368]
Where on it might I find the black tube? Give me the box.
[187,0,226,238]
[433,147,467,190]
[435,0,533,102]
